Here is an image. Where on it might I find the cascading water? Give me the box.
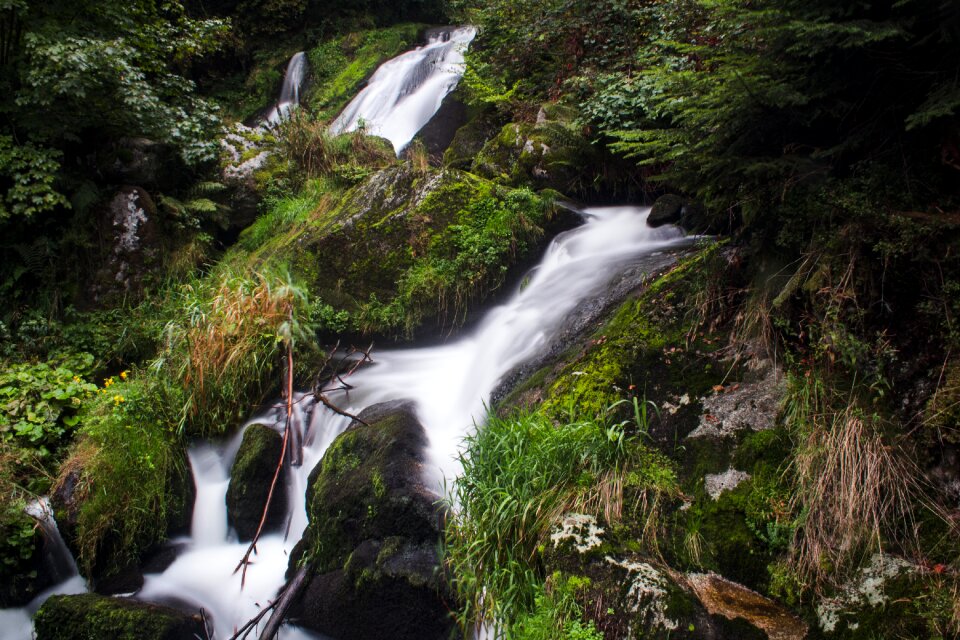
[0,500,86,640]
[329,27,476,153]
[135,206,696,638]
[267,52,308,124]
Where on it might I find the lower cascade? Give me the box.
[0,206,690,640]
[140,206,692,637]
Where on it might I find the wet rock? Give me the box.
[226,423,287,541]
[34,593,206,640]
[649,194,685,227]
[685,572,807,640]
[287,401,455,639]
[415,89,468,159]
[90,186,161,306]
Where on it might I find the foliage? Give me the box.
[5,1,229,164]
[445,409,678,634]
[0,136,69,222]
[511,574,604,640]
[0,354,97,457]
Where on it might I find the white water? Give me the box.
[267,52,307,124]
[329,27,476,153]
[0,499,86,640]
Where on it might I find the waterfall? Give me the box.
[134,206,696,638]
[0,500,87,640]
[329,27,477,153]
[267,52,308,124]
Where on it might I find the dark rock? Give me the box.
[679,201,711,234]
[89,186,162,306]
[648,194,685,227]
[0,507,57,607]
[100,138,185,191]
[287,401,456,639]
[443,108,503,170]
[415,89,468,159]
[226,423,287,541]
[34,593,206,640]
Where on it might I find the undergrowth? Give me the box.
[445,409,678,636]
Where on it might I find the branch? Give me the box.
[234,323,295,587]
[258,563,311,640]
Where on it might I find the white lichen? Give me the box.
[704,469,750,500]
[605,556,678,631]
[550,513,604,553]
[115,191,148,253]
[816,553,916,632]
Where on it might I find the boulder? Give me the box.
[89,186,162,306]
[100,138,185,191]
[33,593,205,640]
[286,400,456,639]
[648,194,685,227]
[226,423,287,541]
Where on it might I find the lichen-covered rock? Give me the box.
[286,401,455,639]
[33,593,205,640]
[226,423,286,541]
[688,362,784,439]
[90,187,161,305]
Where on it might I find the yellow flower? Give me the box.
[104,377,114,387]
[72,376,81,383]
[113,395,125,405]
[120,370,129,380]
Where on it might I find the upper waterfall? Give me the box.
[266,51,307,124]
[329,26,476,153]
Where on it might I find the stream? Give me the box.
[0,26,697,640]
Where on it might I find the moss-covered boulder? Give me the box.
[471,118,599,194]
[235,164,559,337]
[34,593,205,640]
[649,195,685,227]
[286,400,455,639]
[226,423,286,541]
[443,108,505,170]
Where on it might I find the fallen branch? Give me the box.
[234,317,295,587]
[258,563,311,640]
[316,393,368,426]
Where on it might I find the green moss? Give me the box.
[69,376,192,580]
[33,593,203,640]
[0,500,46,607]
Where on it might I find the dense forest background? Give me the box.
[2,0,959,638]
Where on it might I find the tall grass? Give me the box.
[445,410,678,635]
[154,268,311,437]
[783,370,934,588]
[281,113,394,181]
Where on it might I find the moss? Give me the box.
[225,424,286,541]
[0,501,49,607]
[33,593,204,640]
[62,377,193,582]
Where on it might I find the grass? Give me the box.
[154,267,313,438]
[782,369,935,589]
[444,409,679,634]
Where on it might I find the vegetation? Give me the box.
[445,409,678,634]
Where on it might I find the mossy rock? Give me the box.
[443,108,504,170]
[236,164,557,338]
[226,423,287,541]
[287,401,454,639]
[34,593,205,640]
[649,195,685,227]
[470,119,599,195]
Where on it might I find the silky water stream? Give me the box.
[136,206,696,638]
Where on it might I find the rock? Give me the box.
[685,572,807,640]
[688,362,785,439]
[415,89,469,159]
[0,506,57,607]
[443,109,503,170]
[100,138,185,190]
[34,593,206,640]
[89,186,162,306]
[226,423,287,541]
[286,401,456,639]
[648,194,685,227]
[470,119,600,194]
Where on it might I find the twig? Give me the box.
[234,316,295,587]
[227,598,278,640]
[198,608,212,640]
[316,393,368,426]
[258,563,311,640]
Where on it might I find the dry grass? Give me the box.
[785,376,931,588]
[281,113,394,178]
